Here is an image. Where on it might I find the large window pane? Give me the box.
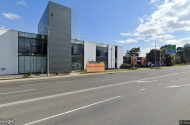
[36,40,42,54]
[19,56,25,73]
[25,56,31,73]
[31,56,37,73]
[41,57,47,72]
[31,39,37,54]
[25,38,31,54]
[37,57,42,73]
[42,40,47,54]
[18,38,25,53]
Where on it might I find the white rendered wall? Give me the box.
[84,42,96,70]
[108,45,115,68]
[0,28,18,75]
[117,46,123,68]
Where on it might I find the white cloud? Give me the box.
[165,37,190,46]
[2,13,21,20]
[122,0,190,37]
[117,38,138,43]
[139,18,144,23]
[135,37,146,40]
[17,0,27,5]
[150,0,160,4]
[140,47,153,57]
[147,34,174,42]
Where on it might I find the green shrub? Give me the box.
[132,67,138,70]
[135,64,140,68]
[120,63,132,69]
[56,72,59,75]
[28,71,32,76]
[141,64,147,67]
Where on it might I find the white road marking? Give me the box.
[137,80,158,83]
[139,88,146,91]
[24,96,121,125]
[102,78,117,81]
[158,83,162,85]
[166,84,190,88]
[21,83,47,86]
[0,89,35,95]
[0,70,190,108]
[171,80,174,82]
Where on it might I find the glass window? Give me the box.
[19,32,25,37]
[30,34,37,39]
[42,40,47,54]
[36,40,42,54]
[25,38,31,54]
[37,56,42,73]
[31,56,37,73]
[19,56,25,73]
[25,33,31,38]
[18,38,25,53]
[41,56,47,72]
[25,56,31,73]
[31,39,37,54]
[72,44,84,55]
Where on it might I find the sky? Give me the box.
[0,0,190,57]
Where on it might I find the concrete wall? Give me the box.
[0,29,18,75]
[84,42,96,70]
[117,46,123,68]
[108,45,115,68]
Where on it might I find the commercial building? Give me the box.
[0,1,123,75]
[71,39,123,70]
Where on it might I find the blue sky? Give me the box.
[0,0,190,56]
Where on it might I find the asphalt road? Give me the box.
[0,66,190,125]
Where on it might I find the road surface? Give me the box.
[0,66,190,125]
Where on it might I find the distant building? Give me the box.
[184,44,190,48]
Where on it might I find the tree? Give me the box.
[164,54,176,66]
[175,47,187,64]
[125,47,140,57]
[146,49,161,64]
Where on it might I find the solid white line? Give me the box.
[0,89,35,95]
[137,80,158,83]
[166,84,190,88]
[0,70,190,108]
[139,88,146,91]
[24,96,121,125]
[21,83,47,86]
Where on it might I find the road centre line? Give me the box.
[0,89,35,95]
[21,83,47,86]
[139,88,146,91]
[24,96,121,125]
[166,84,190,88]
[0,70,190,108]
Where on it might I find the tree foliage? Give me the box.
[146,49,161,63]
[125,47,140,57]
[164,54,175,66]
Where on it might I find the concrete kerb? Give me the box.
[0,66,185,84]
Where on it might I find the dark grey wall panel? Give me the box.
[38,1,71,73]
[48,1,71,73]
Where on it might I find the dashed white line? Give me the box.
[137,80,158,83]
[158,83,163,85]
[166,84,190,88]
[21,83,47,86]
[139,88,146,91]
[24,96,121,125]
[0,89,35,95]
